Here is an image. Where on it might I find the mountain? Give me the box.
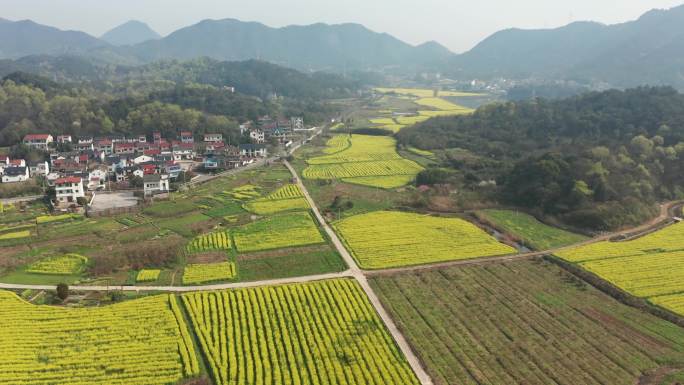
[122,19,453,71]
[449,5,684,89]
[0,19,107,59]
[101,20,161,46]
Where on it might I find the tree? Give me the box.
[56,283,69,301]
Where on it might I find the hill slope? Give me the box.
[123,19,453,71]
[101,20,161,46]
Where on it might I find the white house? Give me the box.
[28,161,50,177]
[204,133,223,143]
[56,135,72,143]
[239,144,268,158]
[250,129,265,144]
[143,174,170,197]
[87,169,108,191]
[55,176,85,206]
[23,134,54,150]
[1,167,30,183]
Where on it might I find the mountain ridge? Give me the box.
[101,20,161,46]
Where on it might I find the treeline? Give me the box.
[0,77,244,145]
[399,87,684,230]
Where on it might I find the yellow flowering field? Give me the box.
[137,269,161,282]
[181,279,420,385]
[322,135,351,154]
[26,254,88,275]
[555,222,684,314]
[304,135,423,189]
[183,262,237,285]
[186,230,232,253]
[335,211,516,269]
[0,292,199,384]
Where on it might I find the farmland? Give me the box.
[233,212,326,253]
[243,184,310,215]
[183,261,237,284]
[26,254,88,275]
[136,269,161,282]
[335,211,516,269]
[186,230,232,253]
[0,291,199,384]
[303,135,423,189]
[182,279,420,385]
[0,162,344,286]
[478,209,587,250]
[371,260,684,385]
[555,222,684,315]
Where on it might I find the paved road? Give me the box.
[283,160,435,385]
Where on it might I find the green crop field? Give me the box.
[303,135,423,189]
[371,260,684,385]
[233,212,325,253]
[555,222,684,315]
[335,211,516,269]
[182,279,420,385]
[479,209,587,250]
[0,292,199,384]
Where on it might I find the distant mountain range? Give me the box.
[2,6,684,88]
[449,4,684,88]
[100,20,161,46]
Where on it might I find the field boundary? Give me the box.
[545,255,684,328]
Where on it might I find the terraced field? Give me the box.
[243,184,310,215]
[136,269,161,282]
[479,209,587,250]
[182,279,420,385]
[555,222,684,315]
[335,211,516,269]
[303,135,423,189]
[0,292,199,384]
[371,260,684,385]
[186,230,232,253]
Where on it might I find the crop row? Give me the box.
[181,279,420,385]
[303,160,422,179]
[186,231,232,253]
[0,292,198,385]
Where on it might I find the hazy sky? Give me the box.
[2,0,683,52]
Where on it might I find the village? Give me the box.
[0,116,311,214]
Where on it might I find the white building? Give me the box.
[1,167,30,183]
[239,144,268,158]
[291,117,304,131]
[23,134,54,150]
[28,161,50,177]
[55,176,85,205]
[143,174,170,197]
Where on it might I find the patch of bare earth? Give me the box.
[638,367,681,385]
